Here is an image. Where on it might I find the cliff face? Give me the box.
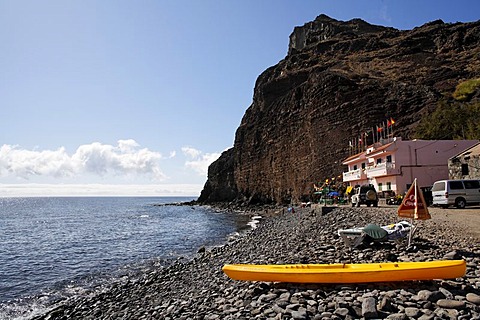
[198,148,237,203]
[199,15,480,205]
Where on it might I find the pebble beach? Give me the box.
[34,206,480,320]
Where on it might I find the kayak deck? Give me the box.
[222,260,466,283]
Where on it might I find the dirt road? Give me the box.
[427,206,480,239]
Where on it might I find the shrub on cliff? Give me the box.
[414,100,480,140]
[453,78,480,101]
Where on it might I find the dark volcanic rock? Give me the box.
[200,15,480,204]
[198,148,237,203]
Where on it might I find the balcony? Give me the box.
[343,168,367,182]
[366,162,400,178]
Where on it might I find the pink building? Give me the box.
[342,137,479,196]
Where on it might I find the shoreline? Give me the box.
[33,206,480,319]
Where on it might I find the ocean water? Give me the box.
[0,197,253,319]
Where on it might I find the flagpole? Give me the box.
[414,178,418,219]
[392,120,395,138]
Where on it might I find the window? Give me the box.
[386,182,391,190]
[464,180,480,189]
[432,182,445,192]
[376,158,382,164]
[353,165,357,170]
[386,155,392,163]
[378,183,383,191]
[461,164,469,176]
[449,181,464,190]
[361,163,366,169]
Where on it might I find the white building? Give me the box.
[342,137,479,196]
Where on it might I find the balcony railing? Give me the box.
[342,168,367,182]
[366,162,400,178]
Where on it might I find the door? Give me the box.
[448,181,466,206]
[463,180,480,204]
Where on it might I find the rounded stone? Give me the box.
[385,313,408,320]
[404,307,421,318]
[334,307,350,317]
[466,293,480,305]
[436,299,466,309]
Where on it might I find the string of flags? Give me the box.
[349,118,395,155]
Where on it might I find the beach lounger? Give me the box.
[338,221,413,249]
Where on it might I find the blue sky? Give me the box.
[1,1,479,196]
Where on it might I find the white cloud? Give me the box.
[182,146,202,159]
[117,139,140,152]
[0,140,166,181]
[0,145,74,178]
[182,147,221,177]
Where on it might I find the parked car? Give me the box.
[386,194,403,205]
[351,185,379,207]
[420,186,433,206]
[432,179,480,209]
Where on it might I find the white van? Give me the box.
[431,179,480,208]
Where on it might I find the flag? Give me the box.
[387,118,395,137]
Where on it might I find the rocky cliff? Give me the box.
[198,14,480,205]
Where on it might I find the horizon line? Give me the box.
[0,183,202,197]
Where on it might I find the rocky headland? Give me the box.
[34,206,480,319]
[199,15,480,205]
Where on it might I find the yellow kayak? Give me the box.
[222,260,466,283]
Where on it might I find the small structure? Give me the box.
[342,137,479,196]
[397,178,431,247]
[448,142,480,180]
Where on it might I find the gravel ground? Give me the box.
[33,206,480,319]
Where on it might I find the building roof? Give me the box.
[366,141,395,158]
[342,141,395,164]
[449,142,480,159]
[342,151,366,164]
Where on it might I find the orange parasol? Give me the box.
[397,178,431,247]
